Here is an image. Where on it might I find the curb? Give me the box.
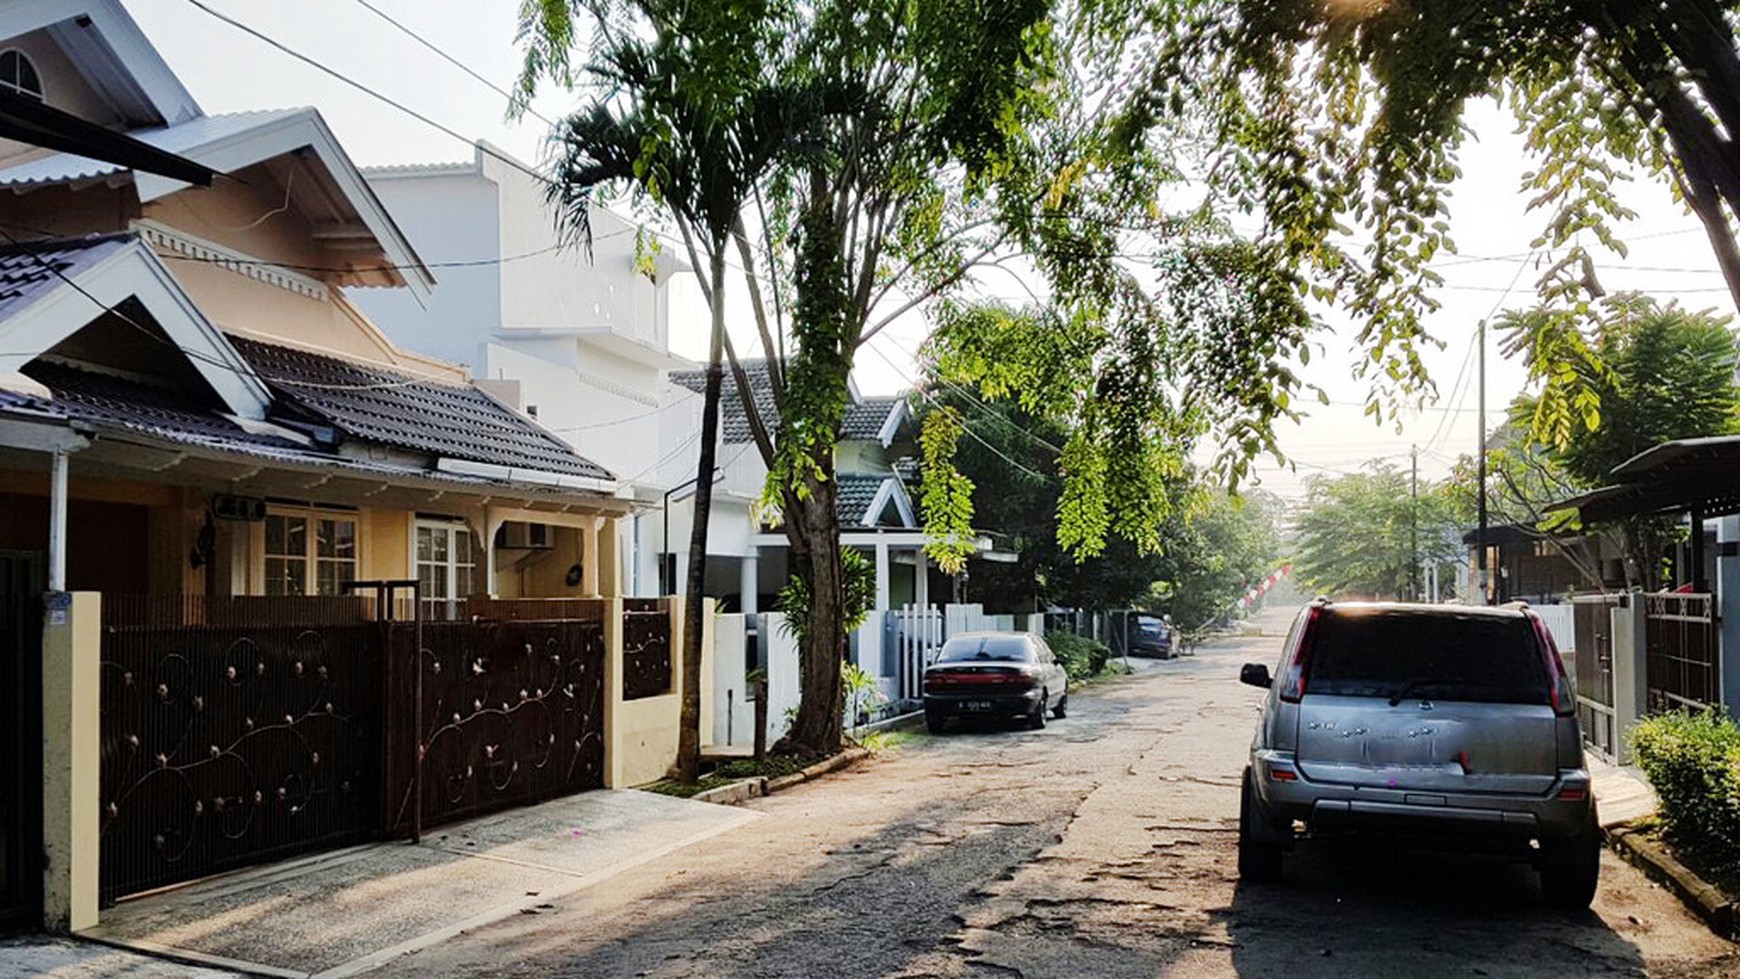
[1607,823,1735,939]
[692,747,871,806]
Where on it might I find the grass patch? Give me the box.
[856,729,920,752]
[640,753,811,799]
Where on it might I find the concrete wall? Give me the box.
[761,611,801,745]
[605,597,708,787]
[710,612,756,747]
[41,591,99,932]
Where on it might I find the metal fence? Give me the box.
[1643,592,1720,714]
[1571,593,1622,759]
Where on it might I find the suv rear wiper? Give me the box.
[1387,680,1443,707]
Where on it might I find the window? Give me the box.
[416,521,478,616]
[264,510,357,596]
[0,51,43,102]
[1305,609,1549,705]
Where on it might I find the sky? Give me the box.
[122,0,1728,499]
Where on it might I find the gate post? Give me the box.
[41,592,99,932]
[603,596,625,787]
[1611,594,1648,765]
[1719,516,1740,719]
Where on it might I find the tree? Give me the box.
[1496,293,1740,588]
[1293,463,1460,600]
[1150,489,1282,633]
[516,0,810,780]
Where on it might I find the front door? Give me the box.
[0,551,44,930]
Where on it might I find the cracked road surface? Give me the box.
[376,610,1739,978]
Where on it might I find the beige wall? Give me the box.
[40,592,100,932]
[605,597,706,788]
[0,31,127,166]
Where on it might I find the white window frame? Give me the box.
[415,519,478,616]
[261,506,360,597]
[0,49,43,102]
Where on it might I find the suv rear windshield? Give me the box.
[936,636,1033,663]
[1306,609,1549,705]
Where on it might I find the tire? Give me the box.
[925,708,946,735]
[1238,768,1283,883]
[1028,692,1048,730]
[1540,813,1601,910]
[1052,693,1068,719]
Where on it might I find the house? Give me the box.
[1461,522,1627,604]
[0,1,671,933]
[351,145,693,598]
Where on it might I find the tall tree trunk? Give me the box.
[677,247,728,782]
[781,466,846,757]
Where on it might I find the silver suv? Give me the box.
[1238,600,1600,908]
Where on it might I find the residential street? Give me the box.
[348,608,1738,979]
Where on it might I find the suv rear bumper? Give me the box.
[1251,749,1593,845]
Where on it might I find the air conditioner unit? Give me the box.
[497,521,554,550]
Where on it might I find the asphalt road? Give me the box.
[372,607,1738,979]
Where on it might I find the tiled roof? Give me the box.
[836,474,887,525]
[5,359,303,453]
[842,396,904,442]
[669,361,909,445]
[231,337,611,481]
[0,234,133,318]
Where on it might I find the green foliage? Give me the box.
[1501,294,1740,486]
[919,406,977,574]
[1044,630,1110,680]
[1632,711,1740,872]
[1293,462,1460,600]
[1150,489,1283,632]
[841,660,885,735]
[776,546,877,644]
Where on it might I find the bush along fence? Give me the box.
[1632,710,1740,873]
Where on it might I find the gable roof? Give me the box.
[669,360,911,446]
[231,336,612,484]
[837,473,917,529]
[0,232,271,418]
[0,0,201,128]
[0,108,435,297]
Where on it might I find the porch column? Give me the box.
[49,450,67,591]
[914,549,930,610]
[739,549,758,615]
[582,521,601,597]
[42,592,99,932]
[1719,517,1740,717]
[874,538,890,612]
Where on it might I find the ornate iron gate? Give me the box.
[1644,592,1720,713]
[98,600,385,905]
[1571,594,1621,758]
[0,552,43,929]
[383,616,606,835]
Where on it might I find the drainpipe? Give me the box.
[49,449,68,591]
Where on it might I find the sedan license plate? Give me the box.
[963,700,993,712]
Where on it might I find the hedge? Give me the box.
[1631,710,1740,868]
[1045,630,1111,680]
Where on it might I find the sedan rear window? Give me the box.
[1307,610,1549,705]
[936,636,1033,663]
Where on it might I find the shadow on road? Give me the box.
[1225,842,1645,977]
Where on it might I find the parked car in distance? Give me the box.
[923,632,1068,734]
[1129,613,1173,658]
[1237,600,1599,909]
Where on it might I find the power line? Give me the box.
[866,332,1064,456]
[861,340,1049,481]
[344,0,558,127]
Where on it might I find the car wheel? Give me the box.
[1238,768,1283,883]
[1540,812,1601,910]
[1029,692,1047,730]
[925,707,946,735]
[1052,693,1068,719]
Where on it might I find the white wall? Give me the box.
[350,168,502,372]
[761,611,801,745]
[710,612,757,747]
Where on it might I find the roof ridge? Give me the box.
[0,230,136,257]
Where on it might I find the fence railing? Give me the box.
[1643,592,1720,714]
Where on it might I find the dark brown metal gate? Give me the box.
[1644,592,1720,713]
[1571,593,1622,758]
[0,552,44,929]
[98,597,385,905]
[382,615,606,834]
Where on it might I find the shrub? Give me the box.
[1046,630,1111,680]
[1631,710,1740,866]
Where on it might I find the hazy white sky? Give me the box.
[123,0,1728,497]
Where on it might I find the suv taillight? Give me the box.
[1529,614,1577,717]
[1278,605,1321,703]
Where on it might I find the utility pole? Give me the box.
[1410,444,1419,602]
[1476,318,1489,605]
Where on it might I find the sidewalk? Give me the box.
[16,789,757,979]
[1589,755,1658,829]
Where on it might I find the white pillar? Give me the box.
[1718,516,1740,717]
[874,539,890,612]
[914,549,929,609]
[49,450,67,591]
[740,550,759,615]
